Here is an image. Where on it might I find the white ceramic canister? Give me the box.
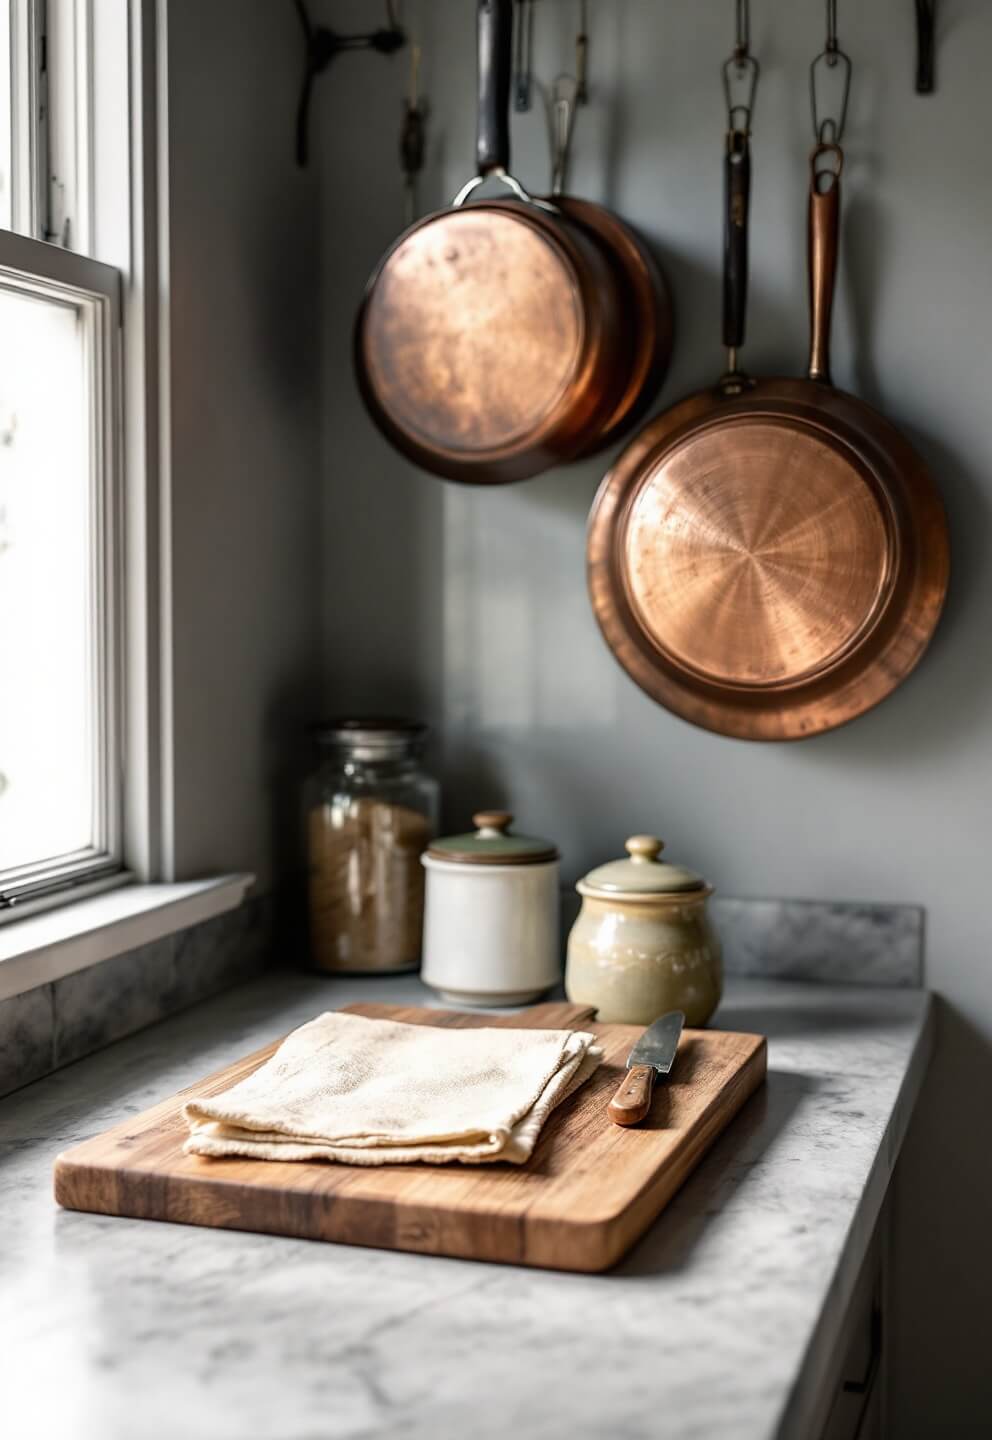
[421,811,560,1006]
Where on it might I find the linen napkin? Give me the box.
[183,1011,603,1166]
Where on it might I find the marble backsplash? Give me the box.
[0,896,271,1100]
[556,892,923,990]
[711,896,923,987]
[0,892,921,1101]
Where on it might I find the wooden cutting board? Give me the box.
[54,1001,766,1272]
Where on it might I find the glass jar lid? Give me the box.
[427,812,558,866]
[312,717,427,761]
[578,836,706,896]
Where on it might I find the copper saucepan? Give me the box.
[355,0,630,485]
[542,73,673,454]
[587,142,949,741]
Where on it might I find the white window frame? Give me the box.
[0,0,126,920]
[3,0,93,250]
[0,225,123,916]
[2,0,174,913]
[0,0,253,968]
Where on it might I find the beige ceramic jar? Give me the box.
[565,835,722,1026]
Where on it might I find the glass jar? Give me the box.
[304,719,440,974]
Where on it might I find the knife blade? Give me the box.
[607,1010,685,1127]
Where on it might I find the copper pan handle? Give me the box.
[454,0,552,210]
[723,127,751,375]
[807,143,844,384]
[477,0,512,176]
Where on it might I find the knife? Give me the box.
[607,1011,685,1127]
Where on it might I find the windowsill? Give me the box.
[0,874,255,1002]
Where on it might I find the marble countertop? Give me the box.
[0,971,932,1440]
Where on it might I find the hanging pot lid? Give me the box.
[578,835,707,897]
[426,812,559,866]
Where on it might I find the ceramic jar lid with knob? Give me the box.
[577,835,710,899]
[426,811,559,867]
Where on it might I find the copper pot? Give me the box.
[541,77,674,455]
[355,0,632,485]
[588,142,949,741]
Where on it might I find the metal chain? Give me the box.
[810,0,852,144]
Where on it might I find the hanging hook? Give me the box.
[550,73,579,196]
[723,0,759,135]
[293,0,405,167]
[810,0,851,144]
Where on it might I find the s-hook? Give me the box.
[293,0,406,167]
[723,0,759,137]
[810,0,851,145]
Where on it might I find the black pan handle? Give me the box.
[807,144,843,384]
[723,127,751,366]
[477,0,513,176]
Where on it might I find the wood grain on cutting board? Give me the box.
[54,1001,766,1272]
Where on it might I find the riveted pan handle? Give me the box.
[723,128,751,366]
[721,126,752,390]
[807,143,843,384]
[477,0,512,175]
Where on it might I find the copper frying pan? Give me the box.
[543,74,673,454]
[355,0,629,485]
[587,143,949,741]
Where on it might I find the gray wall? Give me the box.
[314,1,991,1429]
[166,1,321,892]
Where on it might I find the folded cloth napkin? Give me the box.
[183,1011,603,1166]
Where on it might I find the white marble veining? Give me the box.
[0,972,931,1440]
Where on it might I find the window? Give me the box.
[0,0,123,916]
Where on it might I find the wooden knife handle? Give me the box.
[607,1065,656,1127]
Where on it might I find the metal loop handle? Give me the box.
[451,169,556,213]
[456,0,556,214]
[811,141,844,190]
[810,0,852,143]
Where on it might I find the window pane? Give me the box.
[0,279,97,873]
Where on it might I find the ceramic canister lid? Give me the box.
[578,836,707,896]
[426,812,559,866]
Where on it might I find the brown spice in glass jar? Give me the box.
[307,796,430,973]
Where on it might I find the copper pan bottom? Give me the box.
[356,200,629,484]
[587,379,949,741]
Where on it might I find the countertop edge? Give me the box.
[774,992,935,1439]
